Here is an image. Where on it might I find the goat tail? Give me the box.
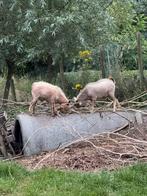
[108,75,116,83]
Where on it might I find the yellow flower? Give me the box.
[79,50,92,58]
[75,83,82,90]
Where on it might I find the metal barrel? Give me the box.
[13,111,136,156]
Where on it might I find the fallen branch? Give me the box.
[113,123,129,133]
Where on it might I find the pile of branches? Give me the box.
[121,91,147,108]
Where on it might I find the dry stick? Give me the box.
[136,127,145,137]
[113,141,141,155]
[127,101,147,105]
[128,145,141,154]
[90,135,147,158]
[70,108,80,114]
[2,155,24,162]
[125,102,147,108]
[110,132,147,145]
[73,135,147,161]
[0,98,29,106]
[112,123,129,133]
[113,139,143,155]
[71,123,147,159]
[122,91,147,103]
[118,141,144,150]
[128,92,147,102]
[96,135,145,163]
[96,100,111,104]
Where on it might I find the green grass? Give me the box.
[0,162,147,196]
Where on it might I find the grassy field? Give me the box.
[0,162,147,196]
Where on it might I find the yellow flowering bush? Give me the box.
[79,50,93,70]
[79,50,92,59]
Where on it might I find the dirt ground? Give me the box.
[16,121,147,172]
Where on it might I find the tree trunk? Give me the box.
[10,77,17,102]
[51,0,54,9]
[3,60,15,105]
[99,46,106,78]
[136,32,145,90]
[106,47,112,76]
[47,54,53,82]
[113,46,121,81]
[59,54,66,91]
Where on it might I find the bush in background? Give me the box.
[1,70,146,102]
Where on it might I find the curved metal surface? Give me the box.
[13,111,136,156]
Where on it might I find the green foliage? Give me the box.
[0,0,117,81]
[108,0,147,44]
[0,0,23,61]
[105,0,147,74]
[0,162,147,196]
[14,0,114,64]
[0,0,147,88]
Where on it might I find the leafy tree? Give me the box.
[0,0,23,102]
[107,0,147,86]
[14,0,115,89]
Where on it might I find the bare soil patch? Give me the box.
[16,122,147,172]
